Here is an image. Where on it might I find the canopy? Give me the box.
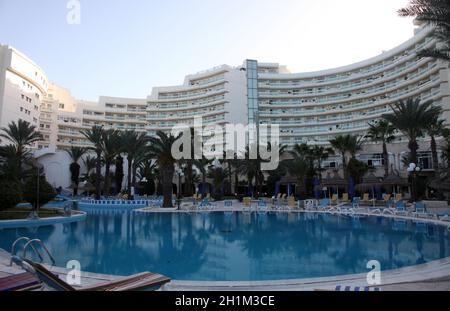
[322,171,347,187]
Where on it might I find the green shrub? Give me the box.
[22,174,56,210]
[0,179,22,211]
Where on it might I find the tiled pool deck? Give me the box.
[1,204,450,291]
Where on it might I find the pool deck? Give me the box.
[1,205,450,291]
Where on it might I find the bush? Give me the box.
[22,174,56,210]
[0,179,22,211]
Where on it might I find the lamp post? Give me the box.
[407,163,421,202]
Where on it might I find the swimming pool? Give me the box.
[0,211,449,281]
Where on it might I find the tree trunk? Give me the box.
[185,161,193,197]
[95,150,102,200]
[127,156,132,197]
[341,152,347,181]
[228,162,232,195]
[254,174,259,199]
[430,135,439,171]
[408,139,419,164]
[161,164,174,208]
[383,142,389,177]
[132,164,137,191]
[202,173,207,198]
[104,162,111,196]
[234,170,239,195]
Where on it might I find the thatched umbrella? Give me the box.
[382,172,408,197]
[322,171,347,198]
[356,173,382,206]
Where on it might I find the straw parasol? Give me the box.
[322,171,347,197]
[356,173,382,206]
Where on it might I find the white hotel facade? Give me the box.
[0,24,449,189]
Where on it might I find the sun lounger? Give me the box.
[413,202,430,218]
[362,193,370,204]
[331,194,338,205]
[11,257,170,291]
[0,272,40,291]
[198,198,216,210]
[287,197,296,209]
[383,200,408,216]
[304,199,316,210]
[341,193,349,203]
[317,198,331,211]
[352,197,361,209]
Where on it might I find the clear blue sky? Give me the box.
[0,0,414,101]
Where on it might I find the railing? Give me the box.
[10,237,55,266]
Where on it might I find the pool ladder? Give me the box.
[9,237,56,267]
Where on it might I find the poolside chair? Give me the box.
[317,198,331,211]
[11,257,170,291]
[352,197,361,209]
[412,202,429,218]
[224,200,233,208]
[383,194,391,204]
[304,199,316,210]
[330,194,338,205]
[362,193,370,204]
[0,272,41,291]
[199,198,216,210]
[395,193,402,202]
[243,197,252,208]
[341,193,349,203]
[257,199,268,213]
[384,200,407,216]
[287,197,296,209]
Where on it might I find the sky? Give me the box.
[0,0,414,101]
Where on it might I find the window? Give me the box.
[59,103,65,109]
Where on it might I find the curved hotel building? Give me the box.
[0,23,449,188]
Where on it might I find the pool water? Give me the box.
[1,211,449,281]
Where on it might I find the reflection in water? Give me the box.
[0,212,449,281]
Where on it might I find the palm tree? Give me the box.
[207,166,227,199]
[285,155,309,196]
[100,129,122,196]
[148,131,180,208]
[194,157,214,197]
[121,131,149,197]
[137,160,159,195]
[65,146,87,196]
[441,132,450,170]
[329,135,363,181]
[383,98,442,164]
[367,120,396,177]
[0,120,43,180]
[399,0,450,61]
[114,155,124,194]
[425,118,446,170]
[311,145,334,181]
[81,126,104,199]
[82,155,96,181]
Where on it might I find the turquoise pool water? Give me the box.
[0,211,449,281]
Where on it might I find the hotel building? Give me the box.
[0,23,449,188]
